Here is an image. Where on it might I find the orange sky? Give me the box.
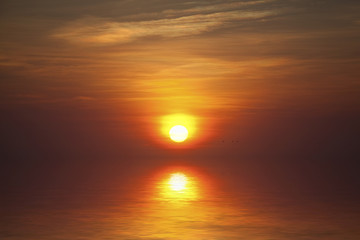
[1,0,360,192]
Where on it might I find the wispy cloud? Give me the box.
[163,0,277,16]
[52,10,276,45]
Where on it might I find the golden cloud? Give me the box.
[52,10,276,45]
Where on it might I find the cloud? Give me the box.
[73,96,95,101]
[52,10,276,45]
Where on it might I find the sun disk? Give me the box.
[169,125,188,142]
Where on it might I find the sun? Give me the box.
[159,114,197,145]
[169,125,188,142]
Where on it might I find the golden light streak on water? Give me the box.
[168,173,187,191]
[156,171,200,202]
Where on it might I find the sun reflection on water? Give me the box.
[156,171,200,203]
[168,173,187,191]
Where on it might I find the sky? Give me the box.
[1,0,360,194]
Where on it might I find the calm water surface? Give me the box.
[2,165,360,240]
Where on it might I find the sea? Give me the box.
[2,163,360,240]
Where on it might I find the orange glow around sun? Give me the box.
[149,113,214,148]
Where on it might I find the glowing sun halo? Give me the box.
[169,125,188,142]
